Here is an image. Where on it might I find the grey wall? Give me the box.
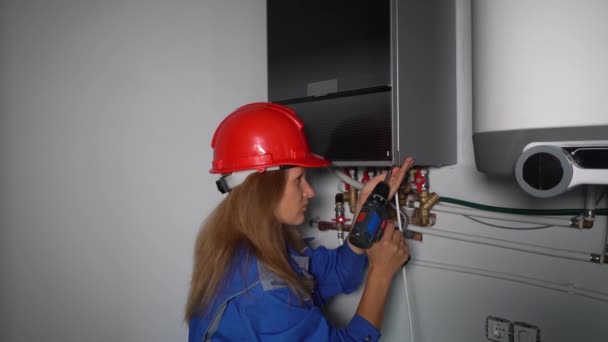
[1,1,607,342]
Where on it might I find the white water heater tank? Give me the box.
[472,0,608,196]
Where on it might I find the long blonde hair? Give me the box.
[185,169,312,322]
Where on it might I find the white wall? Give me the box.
[2,1,607,342]
[1,1,266,341]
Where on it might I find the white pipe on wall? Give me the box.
[332,168,364,189]
[430,204,574,228]
[410,259,608,302]
[406,225,593,262]
[585,185,598,211]
[335,168,594,262]
[395,193,416,342]
[334,169,576,228]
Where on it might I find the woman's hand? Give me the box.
[366,221,410,280]
[346,157,414,255]
[355,157,414,215]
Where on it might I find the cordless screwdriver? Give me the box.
[348,170,392,249]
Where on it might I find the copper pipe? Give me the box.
[316,221,352,232]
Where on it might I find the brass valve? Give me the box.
[342,188,358,214]
[412,191,440,226]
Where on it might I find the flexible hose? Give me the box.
[395,194,415,342]
[333,168,363,189]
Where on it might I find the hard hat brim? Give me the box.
[210,153,331,174]
[288,153,332,169]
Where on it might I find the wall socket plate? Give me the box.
[512,322,541,342]
[486,316,512,342]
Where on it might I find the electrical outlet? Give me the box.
[486,316,512,342]
[512,322,540,342]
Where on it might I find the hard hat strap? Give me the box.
[215,166,281,194]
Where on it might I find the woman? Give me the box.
[186,102,413,341]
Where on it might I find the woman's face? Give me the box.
[274,167,315,225]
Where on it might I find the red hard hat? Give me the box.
[210,102,330,174]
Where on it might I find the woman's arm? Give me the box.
[351,157,414,328]
[308,157,414,304]
[241,285,382,341]
[243,224,409,341]
[354,221,409,329]
[307,242,368,304]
